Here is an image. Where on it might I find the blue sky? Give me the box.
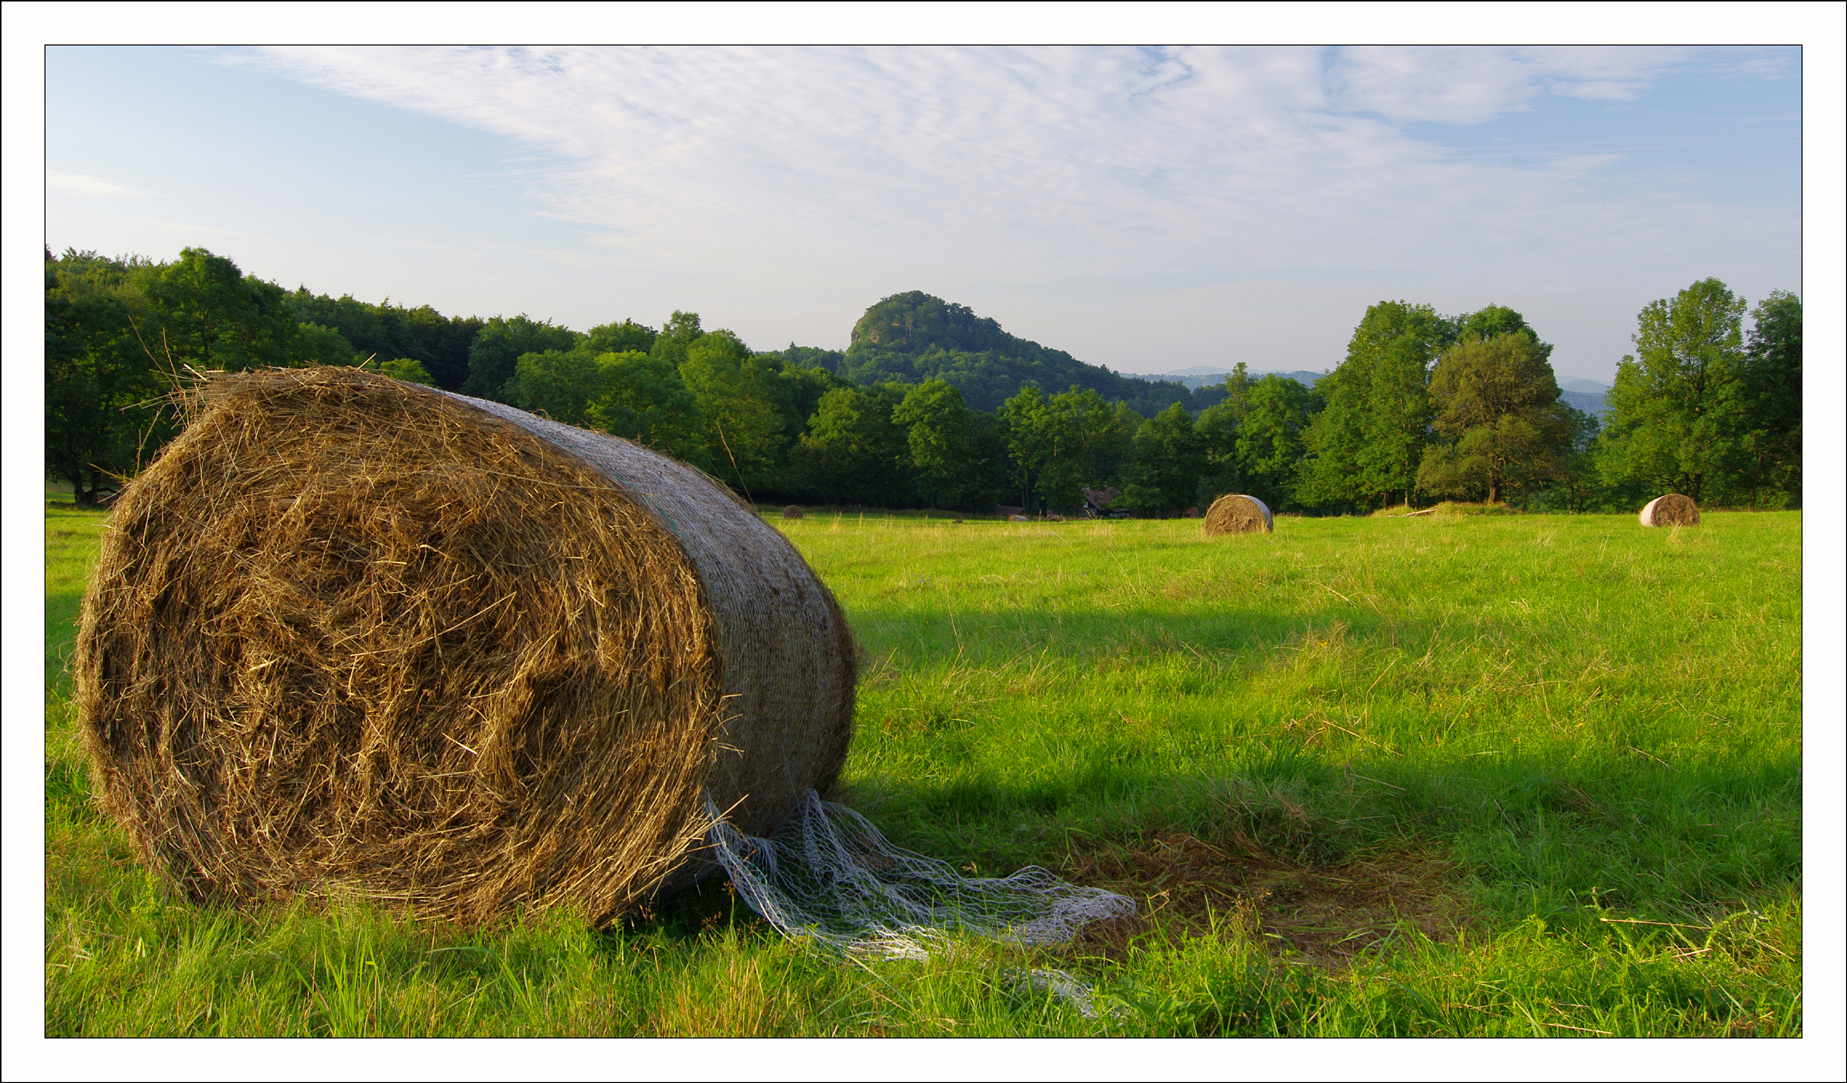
[38,44,1807,386]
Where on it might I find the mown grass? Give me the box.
[43,503,1802,1037]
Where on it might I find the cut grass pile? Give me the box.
[44,504,1802,1037]
[1370,501,1521,517]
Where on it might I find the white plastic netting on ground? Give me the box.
[705,790,1136,1015]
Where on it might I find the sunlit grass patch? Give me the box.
[47,505,1800,1035]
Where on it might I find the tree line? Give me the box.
[47,247,1799,514]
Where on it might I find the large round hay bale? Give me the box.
[1202,493,1273,535]
[74,366,856,925]
[1639,493,1700,527]
[783,505,804,520]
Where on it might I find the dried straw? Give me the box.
[75,366,856,925]
[1202,494,1274,536]
[1639,493,1700,527]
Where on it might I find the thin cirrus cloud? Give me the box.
[233,44,1787,296]
[1327,47,1694,122]
[47,170,161,199]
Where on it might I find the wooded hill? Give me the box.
[803,291,1229,416]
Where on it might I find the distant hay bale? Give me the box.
[783,505,804,520]
[1008,514,1030,522]
[75,366,856,926]
[1639,493,1700,527]
[1202,494,1273,536]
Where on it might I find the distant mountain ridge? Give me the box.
[1148,367,1326,390]
[1558,390,1607,416]
[1554,378,1609,417]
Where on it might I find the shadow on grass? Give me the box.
[807,743,1800,970]
[610,874,777,948]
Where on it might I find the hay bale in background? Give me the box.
[1202,493,1274,535]
[783,505,804,520]
[75,366,856,925]
[1639,493,1700,527]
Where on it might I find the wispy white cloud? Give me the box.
[1555,80,1648,102]
[231,46,1789,297]
[1326,46,1712,121]
[47,170,159,197]
[1544,153,1626,173]
[142,219,266,240]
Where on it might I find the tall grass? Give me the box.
[43,504,1801,1037]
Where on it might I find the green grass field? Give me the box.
[43,503,1802,1036]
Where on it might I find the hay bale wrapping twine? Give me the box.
[1639,493,1700,527]
[1202,493,1274,535]
[76,366,855,924]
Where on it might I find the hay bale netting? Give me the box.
[783,505,804,520]
[1201,494,1273,535]
[74,366,857,925]
[1639,493,1700,527]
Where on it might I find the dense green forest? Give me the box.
[46,246,1801,515]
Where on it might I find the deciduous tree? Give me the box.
[893,378,976,508]
[377,358,436,385]
[586,319,658,357]
[679,329,784,494]
[1120,402,1201,515]
[1233,374,1315,510]
[1736,290,1802,504]
[1004,385,1131,511]
[650,310,706,367]
[1299,301,1453,509]
[145,247,298,371]
[44,250,173,503]
[504,348,611,424]
[1595,278,1747,505]
[789,385,910,505]
[291,322,360,366]
[999,383,1048,508]
[1416,332,1569,504]
[461,315,580,400]
[585,351,710,469]
[1195,362,1253,499]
